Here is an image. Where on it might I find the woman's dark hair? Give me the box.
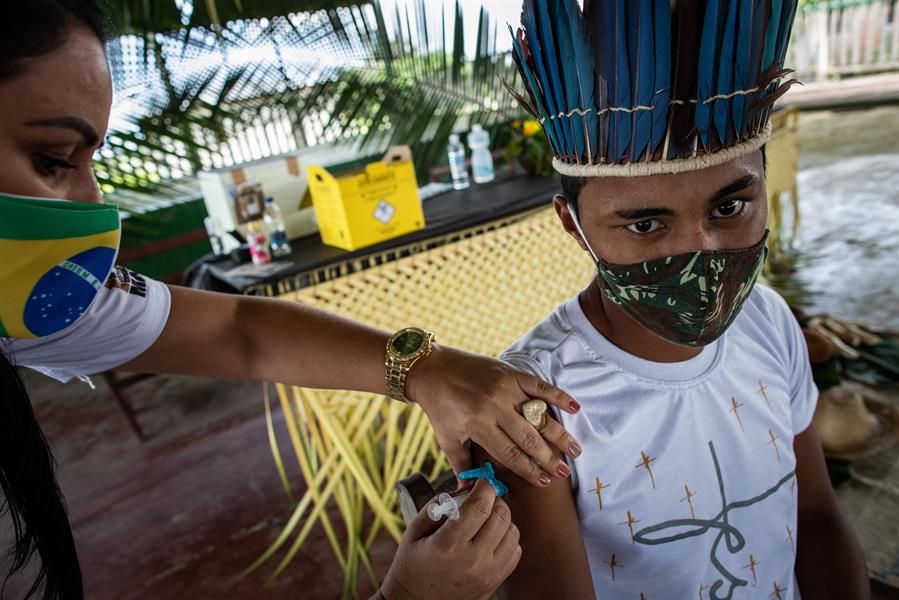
[0,2,106,597]
[0,0,106,82]
[1,353,83,599]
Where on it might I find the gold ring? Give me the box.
[521,399,548,430]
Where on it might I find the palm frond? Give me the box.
[99,0,527,203]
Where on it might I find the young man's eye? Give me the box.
[712,199,746,218]
[626,220,661,234]
[35,154,77,176]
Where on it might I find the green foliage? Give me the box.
[98,0,528,200]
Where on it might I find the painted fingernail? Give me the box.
[569,443,582,458]
[569,401,581,412]
[538,473,552,486]
[556,463,570,478]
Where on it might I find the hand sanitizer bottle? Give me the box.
[468,124,495,184]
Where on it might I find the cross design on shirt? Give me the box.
[789,475,797,498]
[680,484,698,519]
[786,525,795,556]
[604,553,621,582]
[589,476,610,511]
[634,450,658,489]
[698,582,708,599]
[770,581,786,599]
[743,554,760,585]
[618,510,640,543]
[767,429,781,463]
[758,379,772,412]
[631,442,796,599]
[729,397,745,432]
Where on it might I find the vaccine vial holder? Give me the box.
[395,462,508,526]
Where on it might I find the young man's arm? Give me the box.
[794,423,870,598]
[471,442,595,599]
[119,286,581,486]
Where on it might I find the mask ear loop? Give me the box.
[566,200,601,264]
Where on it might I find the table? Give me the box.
[184,175,562,295]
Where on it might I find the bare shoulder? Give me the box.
[471,444,595,600]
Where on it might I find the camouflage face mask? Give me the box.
[569,204,768,347]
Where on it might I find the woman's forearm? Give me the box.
[123,286,392,395]
[233,293,391,394]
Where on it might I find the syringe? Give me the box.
[427,491,471,521]
[426,461,508,521]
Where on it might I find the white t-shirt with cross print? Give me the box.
[501,284,816,600]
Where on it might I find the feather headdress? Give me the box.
[507,0,799,177]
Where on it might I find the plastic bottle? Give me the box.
[246,221,271,265]
[447,134,470,190]
[263,197,292,258]
[468,124,495,184]
[203,216,224,256]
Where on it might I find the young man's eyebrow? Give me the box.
[611,173,760,220]
[613,207,676,220]
[25,116,99,147]
[707,174,759,204]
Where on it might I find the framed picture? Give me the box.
[233,183,265,224]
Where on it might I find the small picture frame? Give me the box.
[233,183,265,224]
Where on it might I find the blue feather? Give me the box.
[715,0,739,146]
[535,0,573,155]
[566,1,599,161]
[775,0,798,65]
[761,0,783,72]
[522,2,566,153]
[611,0,632,161]
[554,0,587,160]
[731,0,752,137]
[745,0,767,130]
[696,0,721,150]
[510,25,560,152]
[587,0,614,160]
[628,0,654,161]
[651,0,671,155]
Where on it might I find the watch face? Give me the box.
[391,330,425,358]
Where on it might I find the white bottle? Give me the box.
[263,197,292,258]
[447,134,470,190]
[468,124,495,184]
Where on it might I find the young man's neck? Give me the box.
[578,280,703,363]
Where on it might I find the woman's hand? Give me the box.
[378,479,521,600]
[406,344,582,488]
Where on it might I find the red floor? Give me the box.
[11,371,393,599]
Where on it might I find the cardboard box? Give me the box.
[307,147,425,251]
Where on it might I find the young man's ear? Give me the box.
[553,194,589,253]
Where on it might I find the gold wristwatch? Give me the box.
[385,327,435,402]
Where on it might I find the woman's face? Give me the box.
[0,25,112,203]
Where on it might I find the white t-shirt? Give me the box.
[501,284,817,600]
[2,266,171,382]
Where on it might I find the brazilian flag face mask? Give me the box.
[0,193,120,339]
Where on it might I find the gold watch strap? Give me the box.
[385,360,410,402]
[385,330,434,402]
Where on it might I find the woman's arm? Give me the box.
[119,286,582,487]
[793,424,870,598]
[473,443,594,599]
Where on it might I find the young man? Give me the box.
[486,1,870,598]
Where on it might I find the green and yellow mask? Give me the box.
[0,193,120,338]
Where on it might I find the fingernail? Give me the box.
[569,443,582,458]
[538,473,552,486]
[569,401,581,412]
[556,463,570,478]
